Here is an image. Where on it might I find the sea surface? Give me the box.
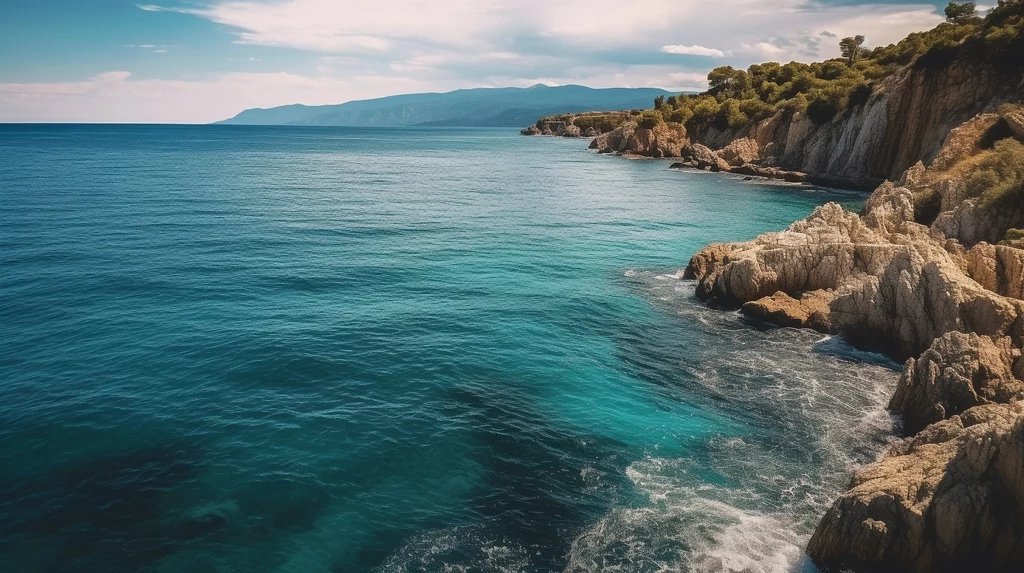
[0,125,899,573]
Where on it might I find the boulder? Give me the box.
[716,137,760,166]
[741,290,833,332]
[807,401,1024,573]
[889,332,1023,434]
[520,125,542,136]
[691,144,730,171]
[966,242,1024,300]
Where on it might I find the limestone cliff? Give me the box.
[585,50,1023,189]
[683,105,1024,570]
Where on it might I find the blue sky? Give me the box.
[0,0,958,122]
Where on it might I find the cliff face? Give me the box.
[588,54,1024,189]
[684,105,1024,571]
[743,57,1023,184]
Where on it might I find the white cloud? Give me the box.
[3,0,948,122]
[661,45,725,57]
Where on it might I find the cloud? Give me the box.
[661,44,725,57]
[8,0,949,122]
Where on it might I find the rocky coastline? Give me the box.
[684,105,1024,571]
[522,24,1024,571]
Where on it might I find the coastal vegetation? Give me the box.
[641,0,1024,133]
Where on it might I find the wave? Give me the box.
[573,270,901,572]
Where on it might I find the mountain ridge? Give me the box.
[217,85,673,127]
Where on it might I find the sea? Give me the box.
[0,125,900,573]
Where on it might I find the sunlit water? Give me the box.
[0,125,898,572]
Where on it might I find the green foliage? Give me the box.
[664,106,693,125]
[635,2,1023,135]
[963,138,1024,209]
[840,35,865,65]
[1004,228,1024,242]
[637,109,663,129]
[806,96,839,124]
[945,2,978,23]
[715,99,749,130]
[738,98,776,122]
[653,95,666,110]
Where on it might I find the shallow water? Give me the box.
[0,125,898,572]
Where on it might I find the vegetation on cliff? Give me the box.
[640,0,1024,135]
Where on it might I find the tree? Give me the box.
[944,1,978,23]
[653,95,666,110]
[707,66,750,98]
[839,35,865,65]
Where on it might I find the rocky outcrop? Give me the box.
[690,144,730,171]
[966,242,1024,300]
[741,57,1023,184]
[889,332,1024,434]
[740,290,833,332]
[806,401,1024,573]
[716,137,759,166]
[683,106,1024,570]
[588,121,689,158]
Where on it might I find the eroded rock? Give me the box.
[806,401,1024,572]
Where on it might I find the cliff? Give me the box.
[684,104,1024,571]
[582,40,1024,189]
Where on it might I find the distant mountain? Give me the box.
[216,85,673,127]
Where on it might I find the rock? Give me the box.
[562,124,581,138]
[966,242,1024,300]
[520,125,542,136]
[588,121,689,158]
[861,181,915,237]
[691,144,730,171]
[889,332,1024,434]
[1004,106,1024,141]
[716,138,760,166]
[807,401,1024,572]
[741,290,833,332]
[583,127,598,137]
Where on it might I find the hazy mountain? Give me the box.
[216,84,673,127]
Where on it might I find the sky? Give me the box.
[0,0,957,123]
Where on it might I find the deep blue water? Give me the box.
[0,125,899,573]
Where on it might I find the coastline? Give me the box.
[524,94,1024,570]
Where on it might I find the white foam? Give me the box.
[569,271,901,573]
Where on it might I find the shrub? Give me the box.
[714,99,749,130]
[664,107,693,125]
[738,98,776,122]
[637,109,663,129]
[962,138,1024,209]
[807,96,840,124]
[1004,228,1024,242]
[847,83,873,108]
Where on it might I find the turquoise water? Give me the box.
[0,125,898,573]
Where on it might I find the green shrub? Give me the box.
[963,138,1024,209]
[807,96,839,124]
[664,107,693,125]
[637,109,663,129]
[715,99,749,130]
[738,98,776,122]
[847,83,873,108]
[1004,228,1024,242]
